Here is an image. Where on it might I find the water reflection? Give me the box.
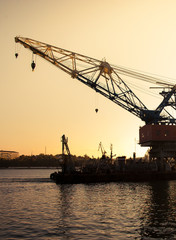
[58,181,176,239]
[140,181,176,239]
[2,170,176,239]
[55,181,176,239]
[56,183,148,239]
[56,184,88,238]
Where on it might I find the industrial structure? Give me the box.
[61,134,75,173]
[0,150,19,159]
[15,37,176,170]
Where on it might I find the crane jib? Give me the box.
[14,36,176,125]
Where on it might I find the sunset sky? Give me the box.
[1,0,176,158]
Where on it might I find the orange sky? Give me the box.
[1,0,176,158]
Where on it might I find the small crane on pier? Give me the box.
[98,142,107,159]
[61,134,75,173]
[15,36,176,168]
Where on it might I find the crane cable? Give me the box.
[112,64,175,86]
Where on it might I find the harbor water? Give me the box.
[0,169,176,239]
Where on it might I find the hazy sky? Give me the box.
[1,0,176,158]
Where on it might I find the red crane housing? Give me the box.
[140,125,176,146]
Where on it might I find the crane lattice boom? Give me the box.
[15,36,176,124]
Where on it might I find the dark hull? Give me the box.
[50,171,176,184]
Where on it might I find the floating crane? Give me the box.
[15,37,176,168]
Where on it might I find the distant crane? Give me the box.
[61,134,75,173]
[15,37,176,168]
[98,142,106,158]
[61,134,70,156]
[110,144,116,160]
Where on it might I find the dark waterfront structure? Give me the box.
[50,135,176,184]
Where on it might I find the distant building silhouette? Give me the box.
[0,150,19,159]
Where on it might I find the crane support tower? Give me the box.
[15,37,176,169]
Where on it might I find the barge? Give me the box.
[50,134,176,184]
[50,169,176,184]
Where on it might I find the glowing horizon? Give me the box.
[1,0,176,158]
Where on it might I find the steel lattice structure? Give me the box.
[15,37,176,124]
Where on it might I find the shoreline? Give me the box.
[0,167,58,169]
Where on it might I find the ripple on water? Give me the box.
[1,170,176,239]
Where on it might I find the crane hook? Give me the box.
[15,53,18,58]
[31,61,36,71]
[95,108,98,113]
